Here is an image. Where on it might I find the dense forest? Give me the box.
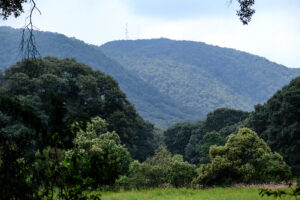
[101,39,300,122]
[1,26,300,128]
[0,56,299,199]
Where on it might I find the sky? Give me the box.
[1,0,300,68]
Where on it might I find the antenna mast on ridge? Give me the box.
[125,23,129,40]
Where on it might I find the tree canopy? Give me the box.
[66,117,132,187]
[0,0,27,19]
[183,108,249,164]
[246,77,300,176]
[0,57,155,160]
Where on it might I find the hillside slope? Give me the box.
[101,38,300,117]
[0,26,197,128]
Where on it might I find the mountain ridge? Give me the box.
[0,26,198,128]
[1,26,299,128]
[101,38,300,119]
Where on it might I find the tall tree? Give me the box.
[246,77,300,176]
[0,57,155,159]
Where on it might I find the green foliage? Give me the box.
[33,145,100,200]
[0,129,36,199]
[0,0,28,19]
[115,146,197,189]
[168,155,198,188]
[0,57,154,160]
[66,117,132,187]
[0,97,43,199]
[246,77,300,176]
[259,184,300,200]
[193,128,291,186]
[184,108,249,164]
[164,122,197,156]
[198,131,224,164]
[204,108,249,134]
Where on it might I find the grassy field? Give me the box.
[98,187,285,200]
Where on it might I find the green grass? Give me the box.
[97,187,286,200]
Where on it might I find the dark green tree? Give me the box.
[0,57,155,159]
[198,131,224,164]
[164,122,197,156]
[246,77,300,176]
[185,108,249,164]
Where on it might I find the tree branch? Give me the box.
[20,0,41,59]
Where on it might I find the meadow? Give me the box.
[99,187,288,200]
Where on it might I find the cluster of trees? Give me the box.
[0,57,299,199]
[114,128,291,189]
[246,77,300,176]
[0,58,156,199]
[115,146,197,189]
[163,77,300,178]
[0,57,155,160]
[164,108,249,164]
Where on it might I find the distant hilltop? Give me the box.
[1,26,299,128]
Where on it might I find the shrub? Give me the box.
[66,117,132,188]
[193,128,291,186]
[115,146,197,189]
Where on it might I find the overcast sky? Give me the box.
[1,0,299,68]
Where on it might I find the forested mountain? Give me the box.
[101,39,300,120]
[0,26,197,128]
[1,26,299,128]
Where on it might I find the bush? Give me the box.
[115,146,197,189]
[193,128,291,186]
[66,117,132,188]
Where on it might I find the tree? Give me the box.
[0,0,28,19]
[164,122,197,156]
[65,117,132,187]
[1,0,40,57]
[235,0,255,25]
[193,128,291,186]
[198,131,224,164]
[0,57,155,159]
[184,108,249,164]
[246,77,300,177]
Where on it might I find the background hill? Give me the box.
[101,38,300,119]
[1,26,299,128]
[0,26,198,128]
